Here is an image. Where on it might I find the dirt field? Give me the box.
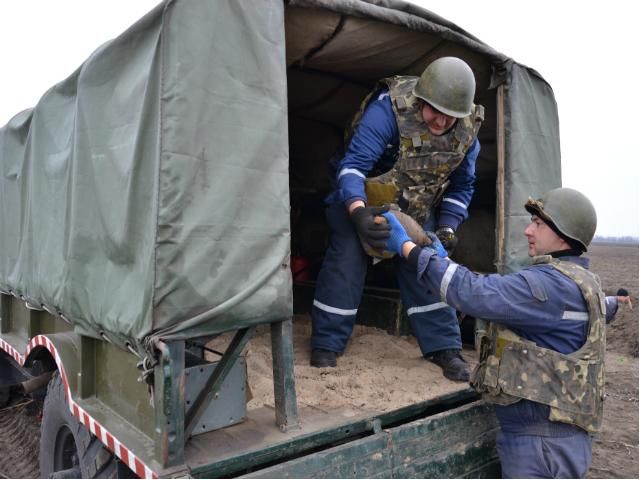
[0,243,637,478]
[586,244,638,479]
[0,400,41,478]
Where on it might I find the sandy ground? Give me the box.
[0,243,637,478]
[209,319,476,414]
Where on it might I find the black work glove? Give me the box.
[435,225,458,253]
[351,205,391,250]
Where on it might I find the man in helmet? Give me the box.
[310,57,483,381]
[381,187,629,478]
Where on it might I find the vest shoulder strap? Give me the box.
[548,259,606,318]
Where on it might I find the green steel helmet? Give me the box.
[525,187,597,252]
[412,57,476,118]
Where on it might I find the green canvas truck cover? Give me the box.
[0,0,292,351]
[0,0,561,352]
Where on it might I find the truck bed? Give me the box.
[185,391,494,478]
[189,315,489,477]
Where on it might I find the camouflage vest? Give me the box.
[471,256,607,433]
[346,76,484,225]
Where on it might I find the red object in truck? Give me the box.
[290,255,313,281]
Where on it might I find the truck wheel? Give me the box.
[40,372,118,478]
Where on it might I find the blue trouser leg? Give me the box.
[497,430,592,478]
[311,203,368,353]
[395,254,462,356]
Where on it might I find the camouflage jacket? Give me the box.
[346,76,484,225]
[472,256,606,433]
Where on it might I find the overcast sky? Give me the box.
[0,0,637,237]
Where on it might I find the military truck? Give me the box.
[0,0,562,477]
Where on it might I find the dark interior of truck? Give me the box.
[284,5,498,333]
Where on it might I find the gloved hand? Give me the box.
[435,225,458,253]
[425,231,449,258]
[350,205,390,250]
[381,212,411,255]
[616,288,633,310]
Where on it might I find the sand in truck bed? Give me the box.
[207,315,476,414]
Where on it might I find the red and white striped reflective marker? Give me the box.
[1,335,158,479]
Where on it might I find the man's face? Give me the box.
[523,215,569,256]
[421,102,456,136]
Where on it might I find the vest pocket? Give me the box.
[399,151,463,174]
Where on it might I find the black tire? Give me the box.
[40,372,118,478]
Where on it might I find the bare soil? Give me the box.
[0,400,41,479]
[0,244,636,478]
[586,244,638,479]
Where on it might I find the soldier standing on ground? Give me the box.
[310,57,483,381]
[381,187,628,478]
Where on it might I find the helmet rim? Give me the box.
[524,188,597,252]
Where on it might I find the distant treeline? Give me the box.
[593,235,639,246]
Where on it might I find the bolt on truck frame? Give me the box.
[0,0,562,477]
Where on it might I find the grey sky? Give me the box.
[0,0,637,237]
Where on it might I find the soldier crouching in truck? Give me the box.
[310,57,483,382]
[381,187,630,478]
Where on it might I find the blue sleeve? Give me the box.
[604,296,618,324]
[437,138,480,230]
[416,251,566,333]
[333,92,398,206]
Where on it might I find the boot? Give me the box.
[310,349,337,368]
[430,349,470,382]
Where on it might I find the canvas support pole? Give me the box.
[271,318,299,432]
[495,84,506,273]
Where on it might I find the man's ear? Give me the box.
[556,235,572,251]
